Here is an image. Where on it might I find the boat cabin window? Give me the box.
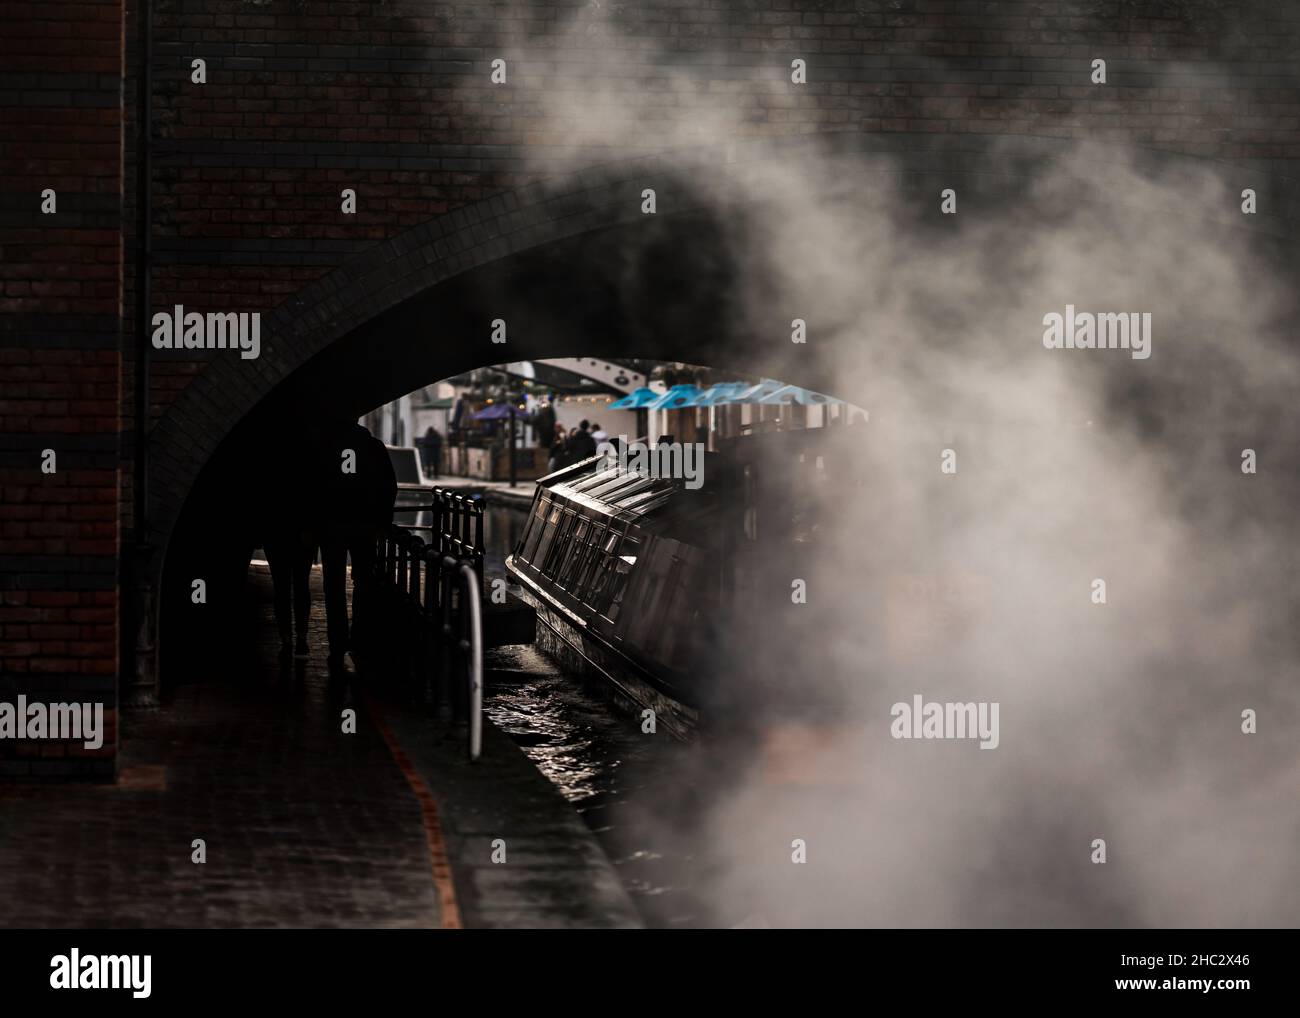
[558,516,591,589]
[602,536,640,623]
[531,502,564,570]
[541,507,579,579]
[519,494,551,563]
[583,527,624,613]
[582,528,639,623]
[569,516,611,601]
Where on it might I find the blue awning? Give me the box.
[607,387,660,410]
[646,384,702,411]
[611,379,843,410]
[757,384,842,406]
[692,382,751,406]
[730,379,786,404]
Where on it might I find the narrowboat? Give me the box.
[505,427,873,738]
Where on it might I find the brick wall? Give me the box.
[132,0,1300,429]
[0,0,123,779]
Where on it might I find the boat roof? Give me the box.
[537,453,720,538]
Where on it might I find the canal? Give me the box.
[478,502,727,929]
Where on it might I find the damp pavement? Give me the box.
[0,564,639,929]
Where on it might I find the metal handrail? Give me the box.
[454,559,483,762]
[373,520,486,762]
[392,488,485,590]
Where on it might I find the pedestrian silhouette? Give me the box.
[421,425,442,480]
[311,418,397,676]
[566,419,597,463]
[257,417,316,661]
[548,423,568,473]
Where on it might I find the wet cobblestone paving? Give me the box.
[0,566,441,929]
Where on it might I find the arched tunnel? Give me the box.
[153,137,1300,698]
[157,201,798,682]
[133,136,1300,932]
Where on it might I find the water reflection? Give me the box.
[478,503,716,928]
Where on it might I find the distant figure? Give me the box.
[421,425,442,480]
[566,419,597,463]
[532,402,556,449]
[313,419,398,676]
[548,423,568,473]
[259,421,316,661]
[591,422,614,458]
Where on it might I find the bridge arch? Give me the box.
[144,132,1300,698]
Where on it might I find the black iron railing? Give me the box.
[376,487,487,761]
[390,488,484,590]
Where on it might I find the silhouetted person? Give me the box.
[421,425,442,479]
[548,423,567,473]
[566,419,597,463]
[419,426,434,473]
[532,402,556,449]
[314,419,397,676]
[257,420,317,661]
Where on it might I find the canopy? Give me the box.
[607,387,661,410]
[730,379,787,404]
[692,382,751,406]
[471,403,529,421]
[757,384,842,406]
[646,384,702,411]
[608,379,842,410]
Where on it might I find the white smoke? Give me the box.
[489,6,1300,927]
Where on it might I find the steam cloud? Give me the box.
[490,6,1300,927]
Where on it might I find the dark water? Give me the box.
[477,503,720,928]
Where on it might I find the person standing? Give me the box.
[315,419,397,676]
[419,425,435,474]
[590,422,612,458]
[548,423,568,473]
[566,419,597,463]
[532,401,556,449]
[424,425,442,480]
[260,419,316,661]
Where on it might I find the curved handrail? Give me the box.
[441,554,484,762]
[458,562,483,762]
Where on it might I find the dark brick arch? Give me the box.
[136,130,1300,703]
[149,131,1300,551]
[8,0,1300,775]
